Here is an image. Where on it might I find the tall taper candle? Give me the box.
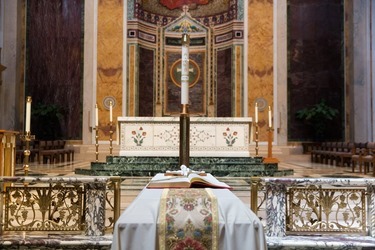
[255,102,258,123]
[181,33,190,104]
[109,101,113,122]
[25,96,32,132]
[95,104,99,127]
[268,106,272,128]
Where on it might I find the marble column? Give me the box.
[0,0,24,131]
[352,0,375,142]
[82,0,97,144]
[274,0,288,146]
[266,182,287,237]
[84,182,107,236]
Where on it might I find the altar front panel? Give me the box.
[118,117,252,157]
[112,188,267,250]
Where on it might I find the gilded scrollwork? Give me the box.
[287,187,366,234]
[5,185,83,231]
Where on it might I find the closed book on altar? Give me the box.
[146,173,231,189]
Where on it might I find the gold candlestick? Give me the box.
[20,132,35,177]
[263,127,279,163]
[109,121,113,156]
[179,104,190,167]
[255,122,259,157]
[95,126,99,162]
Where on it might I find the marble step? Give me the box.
[71,143,299,161]
[75,167,293,178]
[74,151,295,177]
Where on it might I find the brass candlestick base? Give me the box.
[263,127,279,163]
[95,126,99,162]
[255,122,259,157]
[20,132,35,177]
[109,122,113,156]
[179,104,190,167]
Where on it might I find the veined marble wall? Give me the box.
[96,0,124,139]
[247,0,274,142]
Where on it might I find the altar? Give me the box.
[112,188,267,250]
[117,117,253,157]
[76,116,293,177]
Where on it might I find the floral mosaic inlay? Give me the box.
[131,127,147,146]
[223,127,238,146]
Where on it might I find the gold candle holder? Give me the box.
[19,132,35,177]
[109,121,113,156]
[263,127,279,163]
[95,126,99,162]
[179,104,190,167]
[255,122,259,157]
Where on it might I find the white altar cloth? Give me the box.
[112,188,267,250]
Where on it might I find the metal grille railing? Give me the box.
[0,176,121,236]
[251,177,375,237]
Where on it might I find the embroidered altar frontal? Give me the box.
[158,188,219,250]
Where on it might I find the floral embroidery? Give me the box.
[173,237,205,250]
[181,197,198,211]
[131,127,146,146]
[223,127,238,146]
[160,189,218,250]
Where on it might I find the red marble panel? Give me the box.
[216,48,232,117]
[138,47,155,116]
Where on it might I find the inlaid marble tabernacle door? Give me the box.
[117,117,253,157]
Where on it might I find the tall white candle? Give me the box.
[181,33,190,105]
[255,103,258,123]
[95,104,99,127]
[268,106,272,128]
[25,96,32,132]
[109,101,113,122]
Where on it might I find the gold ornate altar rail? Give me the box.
[0,176,121,236]
[250,177,375,236]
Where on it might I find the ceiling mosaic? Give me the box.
[139,0,232,18]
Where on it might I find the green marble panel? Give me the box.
[75,156,293,177]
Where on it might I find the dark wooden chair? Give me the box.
[38,140,59,164]
[311,142,328,163]
[351,142,367,173]
[333,142,355,167]
[320,142,334,164]
[363,142,375,175]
